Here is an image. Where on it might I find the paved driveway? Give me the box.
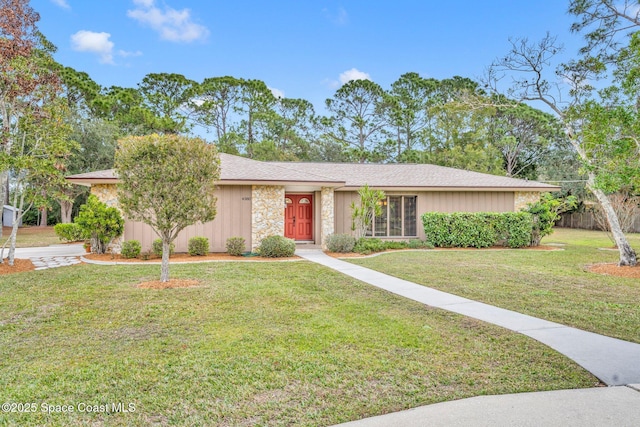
[12,244,85,258]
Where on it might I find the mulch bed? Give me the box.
[6,249,637,280]
[84,253,300,262]
[0,258,35,275]
[587,263,640,278]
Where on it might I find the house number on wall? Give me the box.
[242,197,251,201]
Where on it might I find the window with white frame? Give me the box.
[368,195,417,237]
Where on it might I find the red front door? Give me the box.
[284,194,313,241]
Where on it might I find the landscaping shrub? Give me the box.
[152,238,175,257]
[353,238,387,254]
[121,240,142,259]
[524,194,577,246]
[326,233,357,253]
[352,238,417,254]
[188,237,209,256]
[258,235,295,258]
[53,223,85,242]
[421,212,533,248]
[407,239,433,249]
[226,237,246,256]
[74,195,124,254]
[383,241,409,250]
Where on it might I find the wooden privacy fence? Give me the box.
[557,212,640,233]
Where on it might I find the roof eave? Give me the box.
[219,179,345,187]
[337,185,562,192]
[66,177,346,188]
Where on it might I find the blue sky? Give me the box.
[31,0,585,112]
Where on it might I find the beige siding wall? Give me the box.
[334,191,360,236]
[335,190,516,240]
[124,185,252,253]
[418,191,514,213]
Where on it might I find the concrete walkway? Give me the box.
[334,385,640,427]
[294,249,640,426]
[13,244,85,270]
[295,249,640,386]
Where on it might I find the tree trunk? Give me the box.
[566,125,637,267]
[0,170,6,238]
[59,199,73,223]
[7,190,27,266]
[7,216,19,266]
[588,178,637,266]
[39,207,47,227]
[160,238,171,282]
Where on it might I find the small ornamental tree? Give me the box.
[115,134,220,282]
[350,184,386,238]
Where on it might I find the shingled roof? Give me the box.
[268,161,559,190]
[66,153,559,191]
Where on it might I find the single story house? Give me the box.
[66,153,560,252]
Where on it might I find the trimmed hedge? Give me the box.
[421,212,533,248]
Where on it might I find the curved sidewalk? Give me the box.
[295,249,640,386]
[295,249,640,426]
[334,385,640,427]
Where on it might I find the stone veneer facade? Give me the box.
[320,187,335,249]
[89,183,123,253]
[251,185,285,250]
[514,191,541,211]
[90,184,119,208]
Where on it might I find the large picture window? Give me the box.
[369,195,417,237]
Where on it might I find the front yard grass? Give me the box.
[1,226,61,248]
[0,261,596,426]
[349,228,640,344]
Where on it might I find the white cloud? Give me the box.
[118,49,143,58]
[323,68,372,89]
[51,0,70,9]
[127,0,210,43]
[339,68,371,84]
[323,6,348,26]
[70,30,114,64]
[269,87,285,99]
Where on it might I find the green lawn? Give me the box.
[2,226,62,248]
[0,261,595,426]
[350,228,640,344]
